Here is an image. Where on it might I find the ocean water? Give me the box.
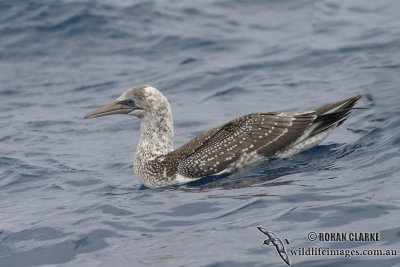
[1,0,400,266]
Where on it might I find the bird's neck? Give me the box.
[136,108,174,160]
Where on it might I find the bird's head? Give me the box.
[84,85,168,119]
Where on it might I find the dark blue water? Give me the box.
[1,1,400,266]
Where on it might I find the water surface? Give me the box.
[1,0,400,266]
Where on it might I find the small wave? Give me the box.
[74,81,116,92]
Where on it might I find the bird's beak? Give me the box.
[84,102,135,119]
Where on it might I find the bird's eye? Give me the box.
[120,99,135,106]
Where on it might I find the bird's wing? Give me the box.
[173,112,316,178]
[167,95,362,179]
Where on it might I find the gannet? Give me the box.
[84,85,362,188]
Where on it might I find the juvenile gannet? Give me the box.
[84,85,362,188]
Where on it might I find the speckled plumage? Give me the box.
[84,86,362,188]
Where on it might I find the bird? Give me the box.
[257,226,290,266]
[84,85,362,188]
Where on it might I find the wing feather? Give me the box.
[175,113,315,178]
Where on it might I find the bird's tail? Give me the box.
[309,95,363,137]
